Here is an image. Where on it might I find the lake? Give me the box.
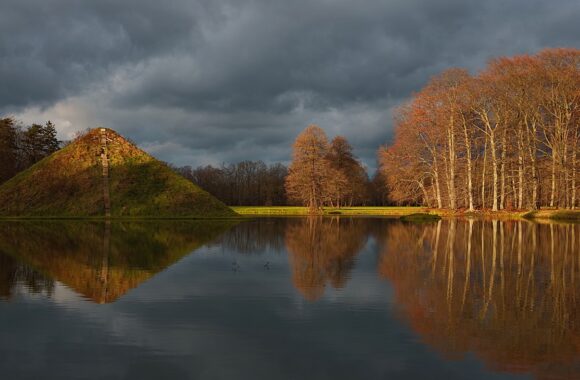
[0,218,578,380]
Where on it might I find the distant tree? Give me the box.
[22,121,60,167]
[285,125,330,212]
[368,170,390,206]
[262,163,288,206]
[0,118,19,184]
[176,161,288,206]
[0,118,62,184]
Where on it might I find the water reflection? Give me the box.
[0,220,236,303]
[218,218,287,254]
[285,217,370,301]
[0,254,54,300]
[0,217,579,379]
[378,219,580,380]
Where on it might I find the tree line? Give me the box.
[0,116,385,207]
[174,130,388,207]
[175,161,289,205]
[0,117,61,185]
[4,48,576,211]
[379,48,579,210]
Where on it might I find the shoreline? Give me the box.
[0,207,578,222]
[232,206,580,221]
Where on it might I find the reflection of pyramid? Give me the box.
[0,254,54,300]
[378,220,580,380]
[0,128,235,217]
[0,221,236,303]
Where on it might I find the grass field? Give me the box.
[232,206,426,216]
[232,206,580,221]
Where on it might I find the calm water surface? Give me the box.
[0,218,578,379]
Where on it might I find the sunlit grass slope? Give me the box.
[0,128,236,218]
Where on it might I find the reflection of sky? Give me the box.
[0,224,527,380]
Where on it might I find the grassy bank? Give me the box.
[522,209,580,222]
[232,206,426,216]
[232,206,580,221]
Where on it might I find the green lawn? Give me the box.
[231,206,426,216]
[522,209,580,221]
[231,206,580,221]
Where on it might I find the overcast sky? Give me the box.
[1,0,579,171]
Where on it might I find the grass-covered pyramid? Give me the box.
[0,128,236,218]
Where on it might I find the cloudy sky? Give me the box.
[1,0,579,171]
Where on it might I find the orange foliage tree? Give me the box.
[380,48,580,210]
[286,125,369,211]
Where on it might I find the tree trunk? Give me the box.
[550,152,557,208]
[517,135,524,209]
[481,137,488,209]
[526,120,539,209]
[490,130,499,212]
[447,117,457,209]
[499,129,507,210]
[418,180,429,207]
[572,146,577,210]
[463,119,474,211]
[432,155,443,209]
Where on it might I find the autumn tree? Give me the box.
[380,48,580,211]
[535,49,580,208]
[326,136,369,206]
[285,125,330,212]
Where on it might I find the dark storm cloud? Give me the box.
[2,0,579,169]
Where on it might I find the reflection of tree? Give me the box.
[285,217,369,301]
[0,254,54,300]
[218,219,287,255]
[0,221,236,303]
[379,220,580,380]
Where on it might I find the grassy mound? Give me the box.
[0,128,236,218]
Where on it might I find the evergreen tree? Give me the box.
[22,121,60,166]
[0,118,19,184]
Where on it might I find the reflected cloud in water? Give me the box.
[0,217,578,379]
[0,220,236,303]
